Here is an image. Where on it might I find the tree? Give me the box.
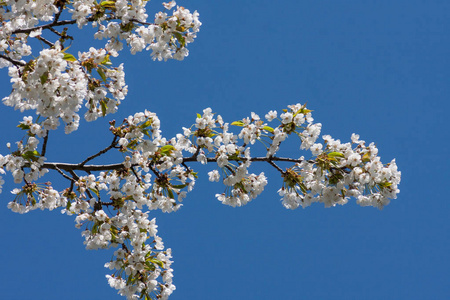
[0,1,401,299]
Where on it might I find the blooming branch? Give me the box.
[0,1,400,299]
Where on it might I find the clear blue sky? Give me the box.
[1,0,449,299]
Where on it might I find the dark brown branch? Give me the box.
[12,20,77,35]
[54,5,64,23]
[44,162,125,172]
[54,165,77,182]
[41,131,49,157]
[48,27,63,36]
[130,166,142,183]
[68,170,80,180]
[42,156,304,173]
[0,54,26,66]
[37,36,54,47]
[182,156,305,164]
[129,18,154,26]
[267,160,285,174]
[80,136,119,166]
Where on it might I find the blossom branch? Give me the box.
[12,20,77,35]
[0,54,25,66]
[39,156,303,173]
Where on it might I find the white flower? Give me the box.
[208,170,220,182]
[280,112,293,124]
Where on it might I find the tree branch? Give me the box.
[54,165,77,183]
[12,20,77,35]
[41,156,305,173]
[41,131,49,157]
[36,36,54,47]
[267,160,285,174]
[80,136,119,166]
[0,54,26,66]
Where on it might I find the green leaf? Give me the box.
[100,100,107,116]
[299,182,308,194]
[160,145,175,155]
[100,0,116,8]
[22,150,40,160]
[173,32,186,47]
[126,274,134,285]
[140,120,152,129]
[362,152,371,162]
[379,181,393,188]
[231,121,244,126]
[262,125,274,133]
[142,129,151,138]
[167,188,175,199]
[171,184,188,189]
[149,258,165,268]
[17,124,30,130]
[92,222,99,235]
[196,113,201,119]
[327,152,345,159]
[89,187,100,198]
[40,71,48,85]
[97,68,107,82]
[145,261,156,271]
[100,54,112,66]
[63,53,77,62]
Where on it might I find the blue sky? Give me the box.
[1,0,449,299]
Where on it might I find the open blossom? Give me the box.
[208,170,221,182]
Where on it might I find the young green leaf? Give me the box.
[262,125,274,133]
[328,152,345,158]
[17,124,30,130]
[160,145,175,154]
[63,53,77,62]
[167,188,175,199]
[40,71,48,85]
[231,121,244,126]
[100,100,108,117]
[97,68,107,82]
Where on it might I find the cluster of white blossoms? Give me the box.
[278,134,401,210]
[1,0,200,132]
[2,44,127,133]
[95,2,201,61]
[0,1,401,299]
[0,102,401,299]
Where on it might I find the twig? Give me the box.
[36,36,54,47]
[68,170,80,180]
[41,131,49,157]
[12,20,77,35]
[0,54,26,66]
[54,165,77,183]
[54,5,64,23]
[130,166,142,183]
[267,160,285,174]
[80,136,119,166]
